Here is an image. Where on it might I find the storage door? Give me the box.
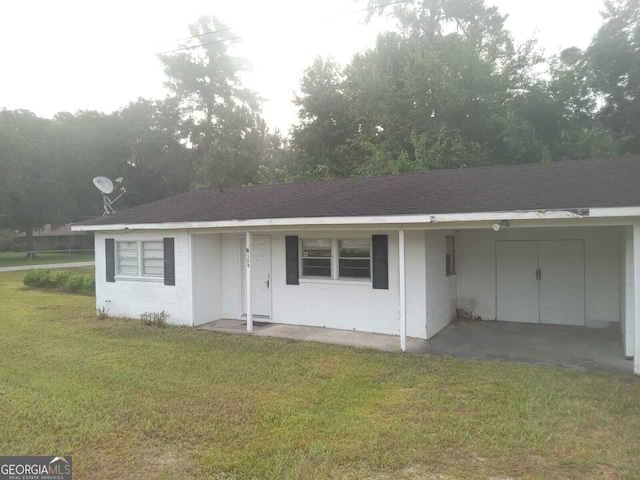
[496,241,540,323]
[539,240,585,326]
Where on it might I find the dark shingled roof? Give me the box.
[78,156,640,227]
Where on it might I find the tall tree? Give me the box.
[584,0,640,153]
[160,16,266,187]
[0,110,77,251]
[290,0,600,178]
[118,97,192,201]
[291,57,354,177]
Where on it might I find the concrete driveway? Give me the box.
[198,318,632,373]
[0,262,94,272]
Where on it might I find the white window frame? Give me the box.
[115,240,164,282]
[299,237,372,283]
[446,235,456,277]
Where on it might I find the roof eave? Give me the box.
[70,206,640,232]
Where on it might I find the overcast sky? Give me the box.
[0,0,605,133]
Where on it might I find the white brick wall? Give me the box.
[192,233,222,325]
[425,230,457,339]
[94,230,193,325]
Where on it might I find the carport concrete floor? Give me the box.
[425,319,632,373]
[197,318,632,373]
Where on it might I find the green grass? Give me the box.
[1,269,640,479]
[0,251,95,267]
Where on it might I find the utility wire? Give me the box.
[172,27,233,44]
[156,36,242,56]
[155,0,412,56]
[337,0,411,17]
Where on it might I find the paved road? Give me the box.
[0,262,94,272]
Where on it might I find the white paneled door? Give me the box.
[538,240,585,326]
[496,240,585,326]
[242,236,271,318]
[496,241,540,323]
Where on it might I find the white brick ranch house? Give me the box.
[73,156,640,375]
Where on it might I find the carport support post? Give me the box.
[246,231,253,334]
[399,228,407,352]
[634,224,640,375]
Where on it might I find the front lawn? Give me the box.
[0,251,95,267]
[1,269,639,479]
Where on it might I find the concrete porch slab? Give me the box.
[197,319,427,352]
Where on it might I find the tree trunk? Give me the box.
[24,224,36,258]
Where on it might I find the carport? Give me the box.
[439,222,633,371]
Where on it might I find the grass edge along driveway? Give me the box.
[1,269,639,479]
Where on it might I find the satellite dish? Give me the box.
[92,176,126,216]
[93,176,114,194]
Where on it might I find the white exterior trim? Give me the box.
[246,231,252,334]
[634,223,640,375]
[399,229,407,352]
[71,206,640,232]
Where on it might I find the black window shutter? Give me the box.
[372,235,388,289]
[105,238,115,282]
[164,237,175,286]
[285,236,299,285]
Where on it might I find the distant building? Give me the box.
[16,224,93,252]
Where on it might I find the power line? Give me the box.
[155,0,411,57]
[172,27,233,44]
[156,36,242,56]
[336,0,412,18]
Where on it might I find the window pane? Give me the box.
[339,239,370,278]
[142,241,164,277]
[302,258,331,277]
[446,236,455,276]
[339,239,370,258]
[302,239,331,258]
[142,242,163,258]
[339,258,371,278]
[118,264,139,276]
[117,241,138,275]
[143,265,165,276]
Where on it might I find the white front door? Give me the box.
[243,236,271,318]
[539,240,585,326]
[496,240,585,326]
[497,241,540,323]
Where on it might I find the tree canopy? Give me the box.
[2,3,640,243]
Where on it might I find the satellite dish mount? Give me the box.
[93,176,126,215]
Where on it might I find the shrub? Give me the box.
[24,269,95,296]
[140,311,169,328]
[50,271,71,289]
[82,275,95,294]
[39,272,56,288]
[66,275,84,293]
[23,269,48,287]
